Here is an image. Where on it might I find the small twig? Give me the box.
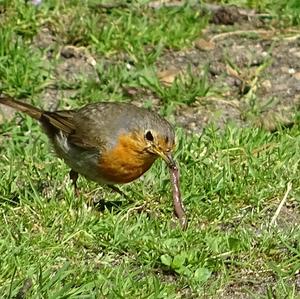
[211,29,300,43]
[270,182,292,227]
[251,142,278,157]
[210,29,273,42]
[125,203,148,221]
[279,34,300,42]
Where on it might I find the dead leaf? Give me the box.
[157,68,182,86]
[195,39,215,51]
[226,64,241,79]
[293,72,300,80]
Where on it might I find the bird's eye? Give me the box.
[145,130,154,142]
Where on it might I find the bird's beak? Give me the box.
[154,148,176,168]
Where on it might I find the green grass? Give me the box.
[0,0,300,298]
[1,118,300,298]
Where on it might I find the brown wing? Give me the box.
[68,133,100,150]
[42,111,75,135]
[66,103,117,151]
[43,110,100,150]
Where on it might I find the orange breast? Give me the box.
[97,134,157,184]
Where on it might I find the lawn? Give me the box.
[0,0,300,298]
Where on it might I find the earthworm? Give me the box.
[170,165,188,230]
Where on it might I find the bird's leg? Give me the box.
[69,169,80,196]
[107,184,128,200]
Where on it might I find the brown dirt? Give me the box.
[157,27,300,133]
[18,19,298,136]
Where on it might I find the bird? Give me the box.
[0,95,176,196]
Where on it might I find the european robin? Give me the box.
[0,95,187,229]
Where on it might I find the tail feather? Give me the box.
[0,95,42,120]
[0,94,76,135]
